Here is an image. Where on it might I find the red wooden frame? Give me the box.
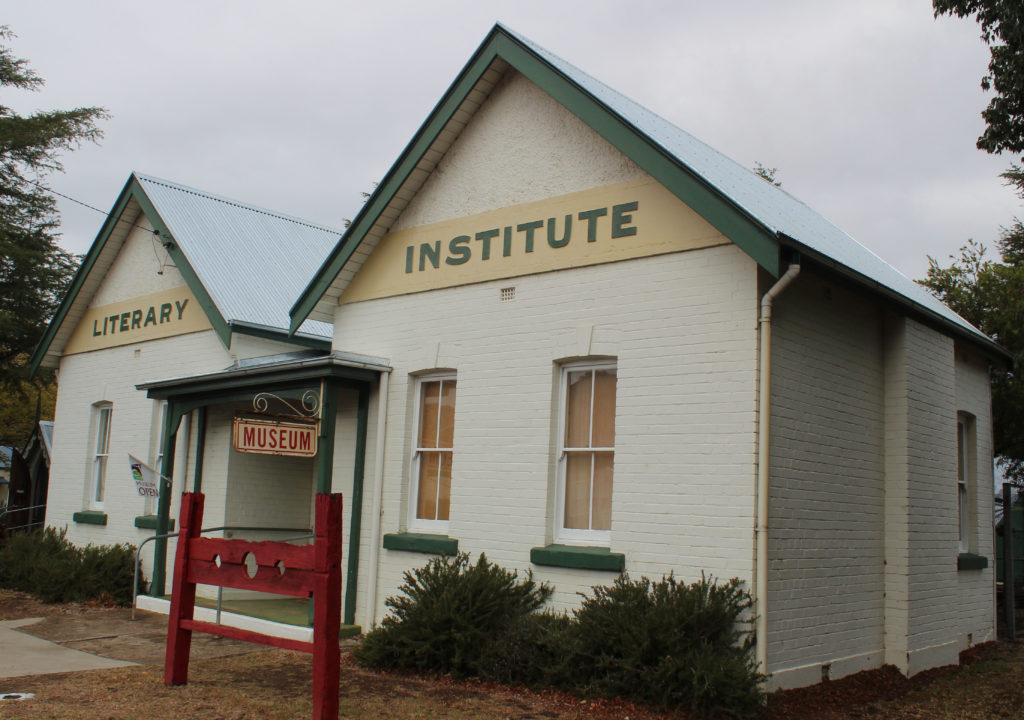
[165,491,342,720]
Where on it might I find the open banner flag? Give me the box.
[129,455,161,498]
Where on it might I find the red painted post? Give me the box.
[164,492,204,685]
[161,492,343,720]
[312,493,343,720]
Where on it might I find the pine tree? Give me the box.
[0,27,106,436]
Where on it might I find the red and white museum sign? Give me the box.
[232,417,318,458]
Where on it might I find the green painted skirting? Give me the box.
[530,544,624,572]
[72,510,108,526]
[958,553,989,571]
[135,515,175,531]
[382,532,459,555]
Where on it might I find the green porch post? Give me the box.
[316,379,338,494]
[192,407,207,493]
[344,385,370,625]
[151,404,180,596]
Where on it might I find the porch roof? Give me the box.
[137,349,391,400]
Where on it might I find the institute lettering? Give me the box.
[404,201,638,274]
[92,299,189,337]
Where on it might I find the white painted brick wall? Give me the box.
[48,329,230,558]
[953,347,996,647]
[335,245,760,622]
[902,319,959,667]
[46,232,328,592]
[768,273,886,674]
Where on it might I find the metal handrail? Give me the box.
[0,503,47,519]
[132,524,313,620]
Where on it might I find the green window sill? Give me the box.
[958,553,989,571]
[382,532,459,555]
[134,515,175,531]
[72,510,108,526]
[531,544,625,572]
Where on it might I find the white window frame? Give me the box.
[90,402,113,510]
[555,360,616,546]
[408,374,457,535]
[957,413,975,553]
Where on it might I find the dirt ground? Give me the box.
[0,590,263,664]
[3,590,1024,719]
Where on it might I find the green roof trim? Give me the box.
[229,322,330,351]
[28,174,233,376]
[290,25,781,333]
[28,178,138,376]
[129,180,232,347]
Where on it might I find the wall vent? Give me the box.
[500,286,516,302]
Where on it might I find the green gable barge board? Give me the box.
[30,173,338,376]
[290,24,1001,362]
[129,181,232,347]
[28,177,145,374]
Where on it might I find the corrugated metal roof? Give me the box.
[136,174,338,339]
[507,26,988,345]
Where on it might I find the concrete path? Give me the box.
[0,618,137,679]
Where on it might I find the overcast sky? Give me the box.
[6,0,1020,282]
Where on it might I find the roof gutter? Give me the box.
[755,256,801,677]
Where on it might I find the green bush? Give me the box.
[566,573,763,718]
[357,553,763,719]
[354,552,552,678]
[0,526,141,606]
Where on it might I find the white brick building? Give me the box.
[33,26,1006,690]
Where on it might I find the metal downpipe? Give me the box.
[755,259,800,675]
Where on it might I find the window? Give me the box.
[91,403,113,509]
[556,362,616,545]
[410,376,456,532]
[957,413,976,553]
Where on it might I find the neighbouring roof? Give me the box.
[31,174,341,373]
[290,23,1007,361]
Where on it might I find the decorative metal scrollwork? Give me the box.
[251,389,320,419]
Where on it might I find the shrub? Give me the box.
[0,526,141,606]
[354,552,552,678]
[356,554,763,719]
[566,573,763,718]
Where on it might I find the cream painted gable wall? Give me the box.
[92,216,186,306]
[332,69,759,625]
[46,209,322,584]
[393,71,648,231]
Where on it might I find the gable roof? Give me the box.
[30,173,340,373]
[289,23,1006,361]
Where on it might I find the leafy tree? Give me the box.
[0,27,105,444]
[921,215,1024,483]
[0,359,55,449]
[934,0,1024,156]
[928,2,1024,482]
